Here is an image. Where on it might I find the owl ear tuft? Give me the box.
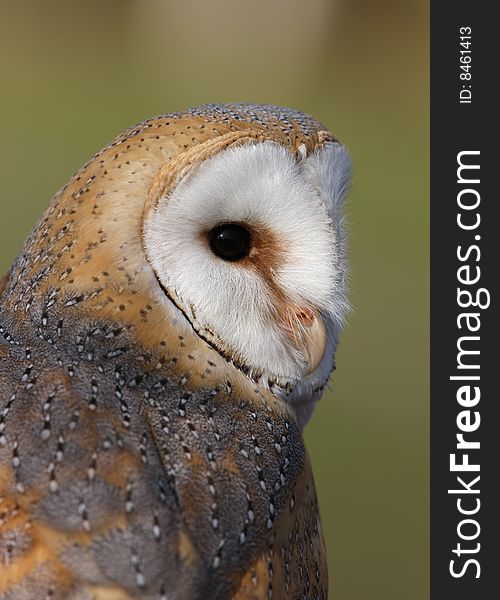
[301,142,351,221]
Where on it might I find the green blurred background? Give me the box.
[0,1,429,598]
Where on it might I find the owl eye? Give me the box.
[208,223,251,262]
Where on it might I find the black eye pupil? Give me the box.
[208,223,251,261]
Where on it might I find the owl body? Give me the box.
[0,105,349,599]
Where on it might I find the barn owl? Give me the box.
[0,104,350,599]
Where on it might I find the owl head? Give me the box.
[5,104,350,427]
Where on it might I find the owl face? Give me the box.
[144,139,350,407]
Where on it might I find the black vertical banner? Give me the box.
[431,4,498,599]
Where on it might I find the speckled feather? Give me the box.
[0,104,330,599]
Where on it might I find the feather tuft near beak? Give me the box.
[280,306,327,375]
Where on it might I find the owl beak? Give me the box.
[287,308,327,374]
